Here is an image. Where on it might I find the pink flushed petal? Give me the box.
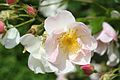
[103,22,117,41]
[44,10,75,35]
[97,31,113,43]
[71,50,92,65]
[48,47,59,63]
[49,47,68,71]
[95,40,108,56]
[97,22,117,43]
[45,33,59,57]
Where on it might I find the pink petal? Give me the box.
[45,33,59,57]
[44,10,75,34]
[48,46,68,72]
[97,22,117,43]
[48,47,59,63]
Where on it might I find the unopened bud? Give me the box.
[26,5,37,16]
[0,21,5,34]
[81,64,94,76]
[6,0,18,4]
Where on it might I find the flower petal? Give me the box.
[1,27,20,49]
[39,0,67,17]
[48,46,74,73]
[106,42,120,66]
[28,54,45,74]
[97,22,117,43]
[68,22,97,50]
[58,60,76,74]
[45,33,59,58]
[94,40,107,56]
[20,34,42,60]
[44,10,75,34]
[71,50,92,65]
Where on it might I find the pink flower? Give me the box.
[6,0,18,4]
[26,5,36,16]
[95,22,117,56]
[44,10,97,73]
[95,22,119,66]
[81,64,94,76]
[0,21,5,34]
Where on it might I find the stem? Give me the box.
[77,17,120,22]
[0,3,9,6]
[94,2,107,11]
[73,0,94,3]
[15,18,35,28]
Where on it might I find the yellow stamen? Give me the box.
[58,29,80,53]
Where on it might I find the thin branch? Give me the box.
[15,18,35,28]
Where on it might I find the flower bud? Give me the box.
[80,64,94,76]
[0,21,5,34]
[26,5,37,16]
[6,0,18,4]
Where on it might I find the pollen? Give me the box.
[58,29,80,53]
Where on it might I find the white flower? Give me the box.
[39,0,67,17]
[44,10,97,73]
[56,74,68,80]
[20,34,58,74]
[111,10,120,19]
[0,27,20,49]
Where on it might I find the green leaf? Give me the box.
[89,17,105,34]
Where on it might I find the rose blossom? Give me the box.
[44,10,97,73]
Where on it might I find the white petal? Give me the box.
[39,0,67,17]
[94,41,108,56]
[107,42,120,66]
[57,60,76,74]
[71,50,92,65]
[20,34,42,60]
[44,10,75,34]
[90,73,100,80]
[28,55,45,74]
[56,74,67,80]
[1,27,20,49]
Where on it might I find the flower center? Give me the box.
[58,29,80,53]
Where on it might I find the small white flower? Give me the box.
[39,0,67,17]
[111,10,120,19]
[0,27,20,49]
[20,34,58,74]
